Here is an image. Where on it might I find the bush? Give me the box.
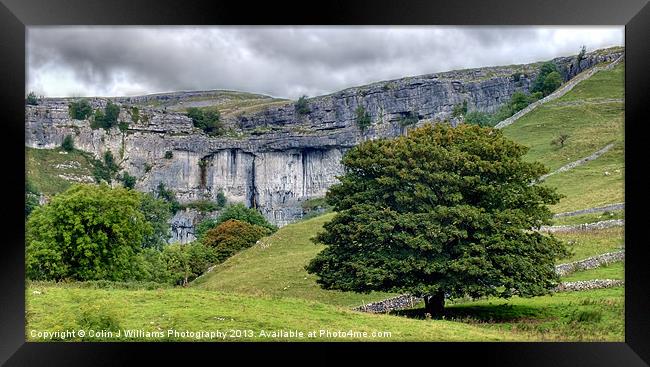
[26,91,38,105]
[398,111,419,127]
[355,106,372,131]
[92,151,120,183]
[295,95,310,115]
[215,203,277,232]
[25,180,40,218]
[203,219,270,262]
[26,184,154,281]
[119,172,137,189]
[118,121,129,133]
[61,135,75,152]
[155,182,181,214]
[91,101,120,130]
[464,111,493,127]
[531,62,560,96]
[186,107,223,136]
[161,242,217,286]
[451,100,468,118]
[542,71,563,96]
[128,106,140,123]
[551,134,570,148]
[164,151,173,159]
[69,99,93,120]
[216,190,227,208]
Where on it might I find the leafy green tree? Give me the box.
[306,123,568,316]
[295,95,310,115]
[69,99,93,120]
[186,107,223,136]
[26,92,38,105]
[61,135,75,152]
[355,105,372,131]
[542,71,563,96]
[202,219,270,262]
[26,184,154,281]
[119,172,137,189]
[155,182,181,214]
[531,62,559,95]
[139,193,172,250]
[214,203,277,232]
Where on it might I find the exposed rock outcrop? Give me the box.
[25,47,624,228]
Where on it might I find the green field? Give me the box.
[502,62,624,173]
[551,210,624,226]
[561,262,624,282]
[26,282,518,342]
[193,213,396,308]
[553,227,624,263]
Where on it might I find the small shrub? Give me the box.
[119,172,137,189]
[398,111,419,127]
[118,121,129,133]
[464,111,493,127]
[128,106,140,123]
[451,100,468,118]
[164,151,173,159]
[203,219,270,262]
[551,134,570,148]
[355,105,372,131]
[91,101,121,130]
[295,95,310,115]
[69,99,93,120]
[61,135,75,152]
[216,190,227,208]
[26,91,38,105]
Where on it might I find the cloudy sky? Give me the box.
[27,26,623,99]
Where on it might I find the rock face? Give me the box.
[25,48,624,229]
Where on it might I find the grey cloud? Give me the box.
[27,26,623,99]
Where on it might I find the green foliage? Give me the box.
[355,105,372,131]
[464,111,493,127]
[25,184,154,281]
[68,99,93,120]
[161,242,218,286]
[90,101,121,130]
[295,95,310,115]
[119,172,137,189]
[154,182,181,214]
[542,71,563,96]
[92,151,120,183]
[118,121,129,133]
[128,106,140,123]
[216,190,227,208]
[306,123,568,314]
[139,193,172,250]
[532,62,562,97]
[214,203,277,232]
[61,135,75,152]
[577,45,587,63]
[202,219,270,263]
[398,111,419,127]
[164,151,173,159]
[301,197,332,219]
[186,107,223,136]
[452,100,468,118]
[182,199,220,213]
[143,163,152,173]
[26,91,39,105]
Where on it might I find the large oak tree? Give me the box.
[306,123,568,316]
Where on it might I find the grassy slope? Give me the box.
[562,262,624,282]
[551,210,623,226]
[26,147,96,196]
[26,283,517,342]
[193,213,396,308]
[501,62,624,213]
[554,227,624,263]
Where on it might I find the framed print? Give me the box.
[1,0,649,365]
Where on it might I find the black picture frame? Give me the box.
[1,0,648,365]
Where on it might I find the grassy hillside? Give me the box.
[554,227,624,263]
[193,213,396,308]
[26,282,518,342]
[502,62,624,213]
[26,147,97,196]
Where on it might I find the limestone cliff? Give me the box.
[25,47,623,241]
